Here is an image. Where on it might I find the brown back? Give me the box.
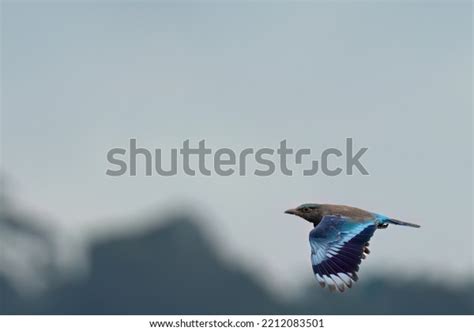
[320,204,373,221]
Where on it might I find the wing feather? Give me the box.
[309,215,376,292]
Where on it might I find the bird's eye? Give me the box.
[301,207,311,213]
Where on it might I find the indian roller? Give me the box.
[285,203,420,292]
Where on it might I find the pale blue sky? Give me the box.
[2,1,472,294]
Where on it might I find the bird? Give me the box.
[285,203,420,293]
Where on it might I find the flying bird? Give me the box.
[285,203,420,292]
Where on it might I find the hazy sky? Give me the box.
[2,1,472,294]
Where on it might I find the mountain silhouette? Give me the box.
[0,205,473,314]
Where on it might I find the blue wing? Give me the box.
[309,215,376,292]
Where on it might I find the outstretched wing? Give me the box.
[309,215,376,292]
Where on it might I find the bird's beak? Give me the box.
[285,208,297,215]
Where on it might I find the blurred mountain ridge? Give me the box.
[0,204,473,314]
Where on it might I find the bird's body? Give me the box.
[285,203,420,292]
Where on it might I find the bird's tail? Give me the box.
[386,218,421,228]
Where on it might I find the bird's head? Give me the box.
[285,203,322,224]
